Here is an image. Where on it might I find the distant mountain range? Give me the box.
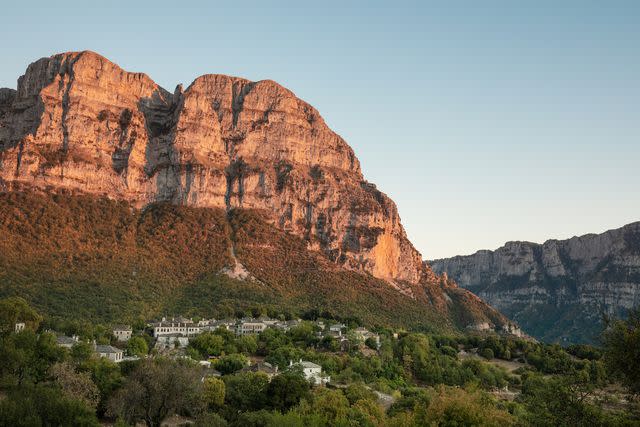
[430,222,640,343]
[0,51,518,335]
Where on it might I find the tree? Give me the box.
[320,335,340,352]
[0,383,100,426]
[602,307,640,396]
[0,297,42,335]
[518,373,606,426]
[349,398,386,426]
[0,330,65,386]
[214,354,247,375]
[480,347,494,360]
[50,361,100,410]
[305,388,350,425]
[287,323,317,347]
[414,386,514,427]
[190,332,224,358]
[265,345,303,369]
[223,372,269,412]
[107,358,204,427]
[267,372,310,411]
[365,337,378,350]
[194,412,228,427]
[236,334,258,354]
[85,356,123,416]
[203,377,225,409]
[344,383,377,405]
[126,336,149,357]
[71,341,95,364]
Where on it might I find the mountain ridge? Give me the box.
[0,50,420,283]
[429,221,640,343]
[0,51,520,335]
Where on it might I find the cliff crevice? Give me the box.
[0,51,424,284]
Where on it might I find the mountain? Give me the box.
[0,51,518,334]
[0,50,420,283]
[430,222,640,343]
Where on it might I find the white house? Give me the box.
[56,335,79,349]
[290,359,330,385]
[328,323,346,338]
[152,318,201,337]
[14,322,25,333]
[237,321,267,336]
[207,319,236,331]
[354,327,380,349]
[273,319,301,332]
[113,325,132,342]
[256,316,279,327]
[241,362,279,379]
[95,345,124,363]
[156,334,190,349]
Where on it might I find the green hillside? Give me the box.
[0,188,480,332]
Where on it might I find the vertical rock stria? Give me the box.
[0,51,424,284]
[430,222,640,343]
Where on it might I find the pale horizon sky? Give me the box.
[1,1,638,259]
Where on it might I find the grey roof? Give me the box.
[299,361,321,369]
[56,336,77,345]
[154,321,197,327]
[241,362,278,374]
[96,345,122,354]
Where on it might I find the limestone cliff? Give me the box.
[430,222,640,343]
[0,51,424,283]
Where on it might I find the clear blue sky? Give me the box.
[2,1,638,259]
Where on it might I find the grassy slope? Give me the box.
[0,189,500,332]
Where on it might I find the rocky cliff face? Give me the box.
[430,222,640,343]
[0,51,425,283]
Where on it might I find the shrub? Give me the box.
[480,348,494,360]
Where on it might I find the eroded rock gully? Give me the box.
[0,51,424,284]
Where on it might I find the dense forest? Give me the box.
[0,189,503,333]
[0,297,639,426]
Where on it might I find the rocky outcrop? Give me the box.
[0,51,424,283]
[430,222,640,343]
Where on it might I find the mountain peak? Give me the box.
[0,51,415,283]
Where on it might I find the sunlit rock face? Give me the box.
[0,51,424,283]
[430,222,640,343]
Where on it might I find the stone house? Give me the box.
[156,334,190,349]
[328,323,346,338]
[354,327,380,349]
[56,335,79,349]
[289,359,330,385]
[152,318,201,337]
[95,344,124,363]
[113,325,132,342]
[273,319,301,332]
[236,321,267,336]
[240,362,279,379]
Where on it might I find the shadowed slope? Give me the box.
[0,188,513,333]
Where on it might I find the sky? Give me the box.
[1,1,638,259]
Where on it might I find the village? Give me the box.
[46,316,382,386]
[5,299,636,426]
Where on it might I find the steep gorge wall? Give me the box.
[430,222,640,343]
